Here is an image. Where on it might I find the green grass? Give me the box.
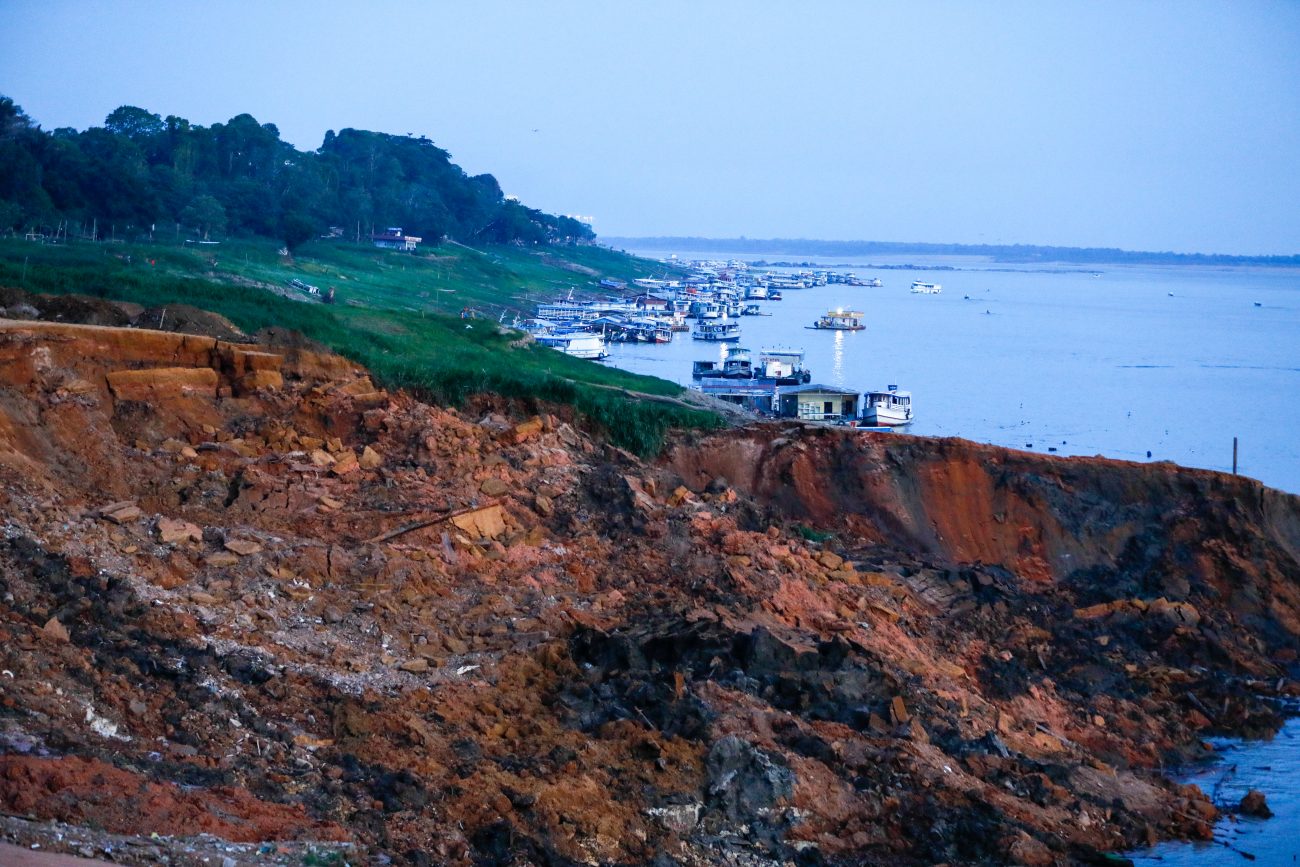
[0,237,721,454]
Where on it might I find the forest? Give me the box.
[0,96,594,249]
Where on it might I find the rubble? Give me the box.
[0,318,1297,866]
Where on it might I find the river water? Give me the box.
[608,249,1300,494]
[1128,716,1300,864]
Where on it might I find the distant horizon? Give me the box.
[2,3,1296,255]
[602,235,1300,264]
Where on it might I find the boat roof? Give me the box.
[867,389,912,398]
[781,383,860,396]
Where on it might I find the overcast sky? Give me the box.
[2,1,1298,254]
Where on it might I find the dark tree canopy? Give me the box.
[0,97,595,246]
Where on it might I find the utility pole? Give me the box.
[1232,437,1238,475]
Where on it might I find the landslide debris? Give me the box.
[0,317,1297,866]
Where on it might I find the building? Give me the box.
[371,227,422,252]
[693,380,778,414]
[777,384,860,421]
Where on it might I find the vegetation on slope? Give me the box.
[0,237,720,455]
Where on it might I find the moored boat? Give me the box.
[692,319,742,341]
[862,385,913,425]
[809,308,865,331]
[536,331,610,360]
[910,281,942,294]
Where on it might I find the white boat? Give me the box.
[910,281,942,294]
[692,319,742,341]
[809,308,865,331]
[862,386,914,426]
[536,331,610,360]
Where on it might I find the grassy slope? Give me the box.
[0,237,720,454]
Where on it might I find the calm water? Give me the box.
[1128,716,1300,865]
[611,250,1300,494]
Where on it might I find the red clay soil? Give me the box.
[0,315,1297,866]
[0,755,346,843]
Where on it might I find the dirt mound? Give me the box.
[0,319,1297,866]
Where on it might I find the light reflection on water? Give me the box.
[832,330,845,385]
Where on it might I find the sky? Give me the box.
[2,1,1298,254]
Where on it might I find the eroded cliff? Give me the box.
[0,318,1297,866]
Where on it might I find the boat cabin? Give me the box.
[778,384,860,421]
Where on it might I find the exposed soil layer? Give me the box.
[0,316,1297,865]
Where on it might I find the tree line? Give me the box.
[0,96,594,249]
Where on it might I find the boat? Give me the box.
[910,281,942,294]
[756,348,812,384]
[692,319,742,341]
[862,277,883,288]
[740,303,768,316]
[693,346,754,380]
[767,289,783,301]
[809,308,865,331]
[536,331,610,360]
[862,385,913,426]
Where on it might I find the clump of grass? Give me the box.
[793,524,834,543]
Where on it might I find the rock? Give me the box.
[98,501,143,524]
[817,550,844,570]
[204,551,241,568]
[359,445,383,469]
[706,735,794,822]
[157,517,202,544]
[890,695,910,725]
[1239,789,1273,818]
[647,803,703,834]
[451,504,507,540]
[667,486,695,507]
[533,494,554,517]
[224,539,263,557]
[309,449,335,467]
[1009,833,1054,866]
[331,451,359,475]
[321,605,345,624]
[480,478,510,497]
[399,658,430,674]
[41,617,70,643]
[510,416,544,444]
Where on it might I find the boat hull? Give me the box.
[862,408,913,426]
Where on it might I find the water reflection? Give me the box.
[832,331,845,385]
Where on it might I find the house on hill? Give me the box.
[371,227,422,252]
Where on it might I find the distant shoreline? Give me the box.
[603,237,1300,268]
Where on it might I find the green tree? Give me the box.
[178,194,226,239]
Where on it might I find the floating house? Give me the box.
[778,384,860,421]
[371,227,422,252]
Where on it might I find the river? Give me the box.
[607,249,1300,494]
